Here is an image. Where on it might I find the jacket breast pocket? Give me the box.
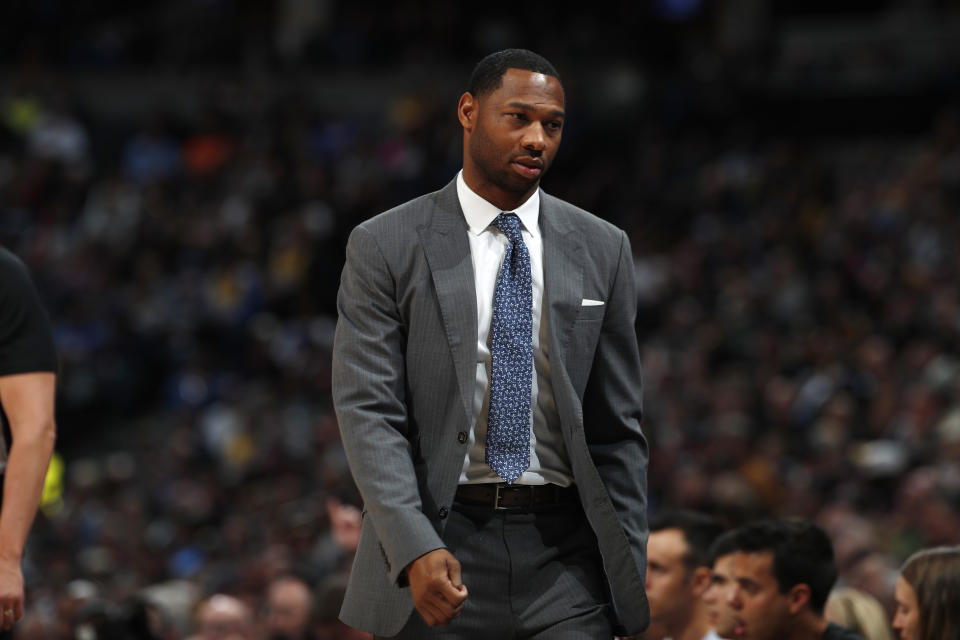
[565,307,605,397]
[577,304,605,325]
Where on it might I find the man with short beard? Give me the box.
[333,48,649,639]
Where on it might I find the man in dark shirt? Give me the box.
[709,519,864,640]
[0,247,58,634]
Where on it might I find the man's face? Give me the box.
[459,68,565,210]
[703,554,738,638]
[645,528,695,630]
[726,552,792,640]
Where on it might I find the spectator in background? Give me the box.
[892,546,960,640]
[825,588,892,640]
[645,510,725,640]
[70,596,168,640]
[703,549,738,640]
[189,594,254,640]
[265,575,314,640]
[0,248,58,636]
[711,519,863,640]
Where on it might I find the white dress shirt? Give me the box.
[665,631,724,640]
[456,171,573,486]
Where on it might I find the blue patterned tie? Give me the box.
[486,213,533,483]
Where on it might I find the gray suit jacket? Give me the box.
[332,178,649,636]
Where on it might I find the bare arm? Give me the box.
[0,372,56,629]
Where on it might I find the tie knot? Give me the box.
[494,213,523,242]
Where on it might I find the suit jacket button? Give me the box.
[457,431,467,444]
[438,507,449,519]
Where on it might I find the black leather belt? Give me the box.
[455,483,577,511]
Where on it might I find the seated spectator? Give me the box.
[265,575,314,640]
[703,547,738,639]
[892,546,960,640]
[646,510,725,640]
[710,519,863,640]
[825,588,893,640]
[189,594,254,640]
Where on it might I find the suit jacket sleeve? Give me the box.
[583,229,649,578]
[332,224,445,584]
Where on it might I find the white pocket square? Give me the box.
[581,299,604,306]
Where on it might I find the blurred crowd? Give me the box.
[634,112,960,614]
[2,3,960,638]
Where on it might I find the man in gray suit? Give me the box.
[332,48,649,639]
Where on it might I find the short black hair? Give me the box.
[650,510,724,571]
[708,519,837,615]
[467,48,561,98]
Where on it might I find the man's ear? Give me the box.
[458,92,476,130]
[690,566,712,598]
[786,583,812,615]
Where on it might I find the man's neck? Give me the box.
[461,164,538,212]
[783,611,830,640]
[669,609,714,640]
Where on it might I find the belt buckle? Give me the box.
[494,484,535,511]
[494,483,507,511]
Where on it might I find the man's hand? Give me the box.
[406,548,468,627]
[0,556,24,631]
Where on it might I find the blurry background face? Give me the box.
[728,552,790,640]
[266,579,312,639]
[198,611,252,640]
[645,528,694,628]
[193,595,255,640]
[704,554,737,638]
[892,576,920,640]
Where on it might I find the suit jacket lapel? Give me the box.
[540,193,583,378]
[418,180,478,426]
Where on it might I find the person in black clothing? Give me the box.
[0,247,58,634]
[709,519,864,640]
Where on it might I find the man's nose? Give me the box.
[726,586,742,609]
[521,123,546,152]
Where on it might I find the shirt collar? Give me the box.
[456,170,540,238]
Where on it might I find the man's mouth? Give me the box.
[511,158,543,179]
